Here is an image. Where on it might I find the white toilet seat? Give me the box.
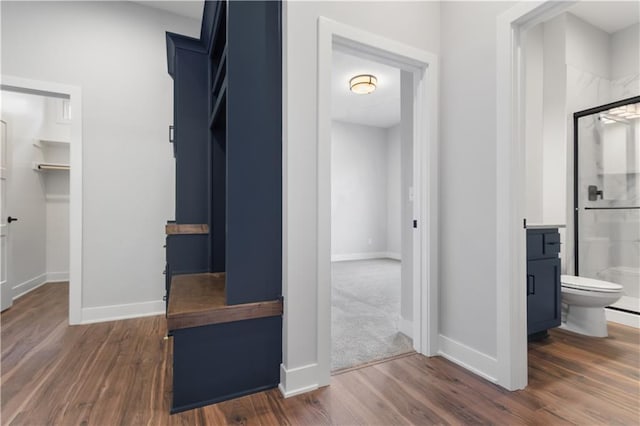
[561,275,623,293]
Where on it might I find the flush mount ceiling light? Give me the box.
[349,74,377,94]
[605,103,640,121]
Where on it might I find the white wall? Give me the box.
[565,14,611,79]
[524,25,544,224]
[439,1,513,365]
[331,121,389,258]
[541,15,569,225]
[1,2,200,316]
[611,23,640,98]
[282,0,440,392]
[330,121,401,261]
[1,91,47,297]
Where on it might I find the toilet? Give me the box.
[560,275,623,337]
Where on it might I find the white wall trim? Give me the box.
[81,300,164,324]
[331,251,401,262]
[438,335,498,384]
[496,1,576,391]
[386,251,401,261]
[47,272,69,282]
[399,317,413,338]
[0,75,83,325]
[314,17,439,392]
[605,309,640,329]
[12,273,47,300]
[278,363,319,398]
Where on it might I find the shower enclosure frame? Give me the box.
[573,95,640,312]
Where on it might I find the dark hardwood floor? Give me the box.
[1,283,639,425]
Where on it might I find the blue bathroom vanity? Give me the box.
[526,226,562,340]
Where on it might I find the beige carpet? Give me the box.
[331,258,413,371]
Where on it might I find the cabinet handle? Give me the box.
[527,274,535,295]
[169,125,174,143]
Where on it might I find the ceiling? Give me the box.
[569,1,639,33]
[131,1,204,21]
[332,50,400,129]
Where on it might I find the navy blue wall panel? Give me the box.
[166,234,209,275]
[171,316,282,413]
[225,1,282,305]
[173,44,209,224]
[210,127,226,272]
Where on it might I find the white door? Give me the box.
[0,120,11,311]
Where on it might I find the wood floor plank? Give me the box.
[1,283,639,425]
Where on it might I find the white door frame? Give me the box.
[316,17,439,385]
[0,75,83,324]
[0,120,10,311]
[496,1,576,390]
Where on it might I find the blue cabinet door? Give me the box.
[527,257,561,335]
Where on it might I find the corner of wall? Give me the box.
[278,362,320,398]
[80,300,165,324]
[437,334,499,384]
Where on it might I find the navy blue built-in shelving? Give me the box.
[164,0,282,413]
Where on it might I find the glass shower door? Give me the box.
[575,98,640,315]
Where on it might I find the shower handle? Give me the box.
[588,185,603,201]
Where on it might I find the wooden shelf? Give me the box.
[165,223,209,235]
[167,273,283,331]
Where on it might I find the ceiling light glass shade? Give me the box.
[349,74,377,94]
[603,103,640,122]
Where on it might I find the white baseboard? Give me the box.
[606,308,640,329]
[438,334,498,384]
[399,317,413,338]
[81,300,165,324]
[278,363,319,398]
[47,271,69,282]
[12,273,47,300]
[385,251,401,260]
[332,252,402,262]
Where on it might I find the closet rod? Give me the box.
[36,164,70,171]
[584,206,639,210]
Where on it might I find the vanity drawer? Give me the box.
[527,229,561,260]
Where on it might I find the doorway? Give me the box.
[0,90,70,311]
[0,76,82,323]
[315,18,440,385]
[330,49,414,371]
[497,0,639,390]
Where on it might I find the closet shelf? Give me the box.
[167,273,283,331]
[33,162,70,171]
[33,138,71,148]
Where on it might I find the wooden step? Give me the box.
[167,273,282,331]
[165,224,209,235]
